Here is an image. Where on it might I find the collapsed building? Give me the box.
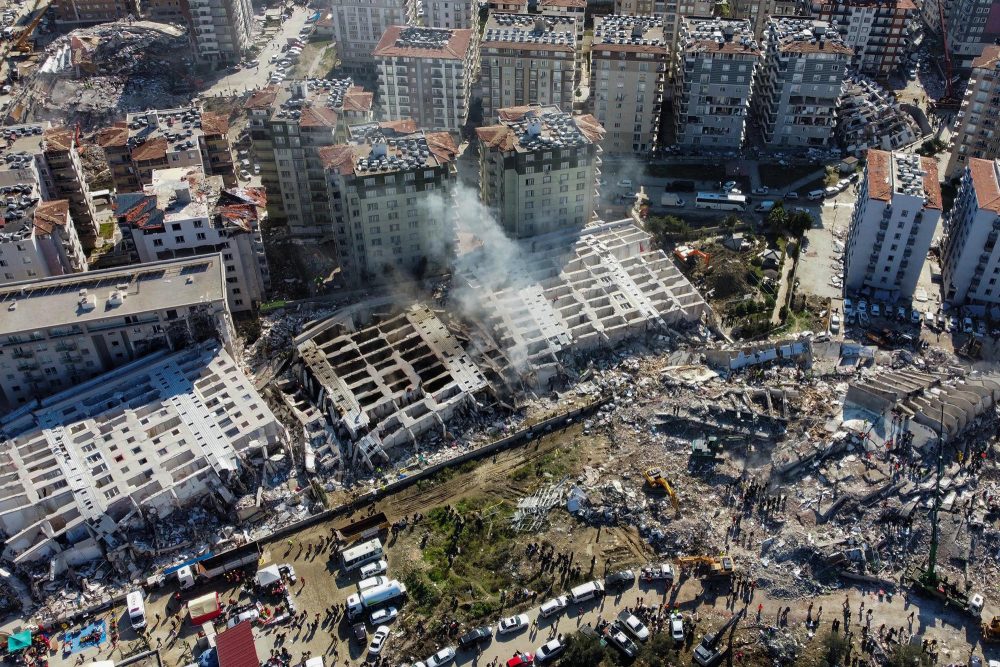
[0,342,285,574]
[836,75,918,156]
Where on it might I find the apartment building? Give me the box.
[480,13,577,119]
[328,0,417,73]
[422,0,474,29]
[812,0,915,77]
[477,105,604,238]
[142,0,190,25]
[673,18,761,150]
[188,0,254,64]
[590,15,669,155]
[319,121,458,285]
[246,79,374,237]
[374,26,476,133]
[946,47,1000,180]
[844,150,941,300]
[730,0,802,36]
[114,166,269,313]
[0,255,233,411]
[41,126,99,248]
[942,0,1000,71]
[941,158,1000,308]
[613,0,714,57]
[537,0,586,37]
[0,200,87,285]
[98,106,236,195]
[52,0,134,24]
[752,18,850,148]
[0,342,284,569]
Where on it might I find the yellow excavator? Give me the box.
[676,555,735,579]
[9,4,47,56]
[643,467,680,518]
[983,615,1000,643]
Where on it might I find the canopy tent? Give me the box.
[188,592,222,625]
[255,565,281,587]
[7,631,31,652]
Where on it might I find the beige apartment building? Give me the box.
[947,46,1000,179]
[374,26,476,133]
[591,15,669,155]
[477,105,604,238]
[812,0,915,77]
[537,0,586,36]
[40,126,99,249]
[328,0,418,73]
[480,13,578,119]
[422,0,475,29]
[320,121,459,285]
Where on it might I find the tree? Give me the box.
[822,630,848,666]
[765,202,787,230]
[560,633,607,667]
[723,214,740,232]
[887,643,933,667]
[785,210,814,237]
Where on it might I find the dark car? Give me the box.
[458,626,493,650]
[604,569,636,591]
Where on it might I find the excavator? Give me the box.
[8,4,47,56]
[676,555,735,579]
[643,467,680,519]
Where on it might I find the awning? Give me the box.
[255,565,281,587]
[7,630,31,652]
[188,592,222,625]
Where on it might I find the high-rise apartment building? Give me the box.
[729,0,801,37]
[319,122,459,285]
[946,47,1000,180]
[422,0,474,29]
[477,105,604,238]
[52,0,134,24]
[673,18,760,150]
[942,158,1000,308]
[590,15,669,155]
[844,150,941,300]
[374,26,476,133]
[246,79,374,237]
[752,18,850,148]
[114,166,270,313]
[613,0,714,56]
[329,0,417,73]
[941,0,1000,70]
[98,106,236,194]
[537,0,586,36]
[40,126,99,248]
[480,13,577,119]
[0,200,87,284]
[812,0,915,77]
[188,0,254,64]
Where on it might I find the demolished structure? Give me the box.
[836,75,918,155]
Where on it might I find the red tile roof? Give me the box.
[539,0,586,8]
[865,148,891,202]
[246,86,279,110]
[33,200,70,235]
[300,106,339,128]
[920,156,942,210]
[379,118,418,133]
[969,158,1000,213]
[425,132,458,163]
[43,127,75,152]
[97,123,129,149]
[475,124,516,151]
[319,144,359,175]
[216,621,259,667]
[130,137,168,163]
[343,87,374,113]
[200,112,229,136]
[373,25,474,60]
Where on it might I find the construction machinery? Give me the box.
[674,245,711,268]
[643,467,680,518]
[982,615,1000,643]
[931,0,961,111]
[9,5,47,56]
[676,555,735,579]
[693,607,745,667]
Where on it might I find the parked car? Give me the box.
[911,309,922,325]
[368,626,390,656]
[670,612,685,643]
[359,560,388,579]
[458,626,493,650]
[425,647,456,667]
[752,186,769,195]
[964,317,974,333]
[617,610,650,642]
[784,191,799,200]
[606,628,639,658]
[369,607,397,624]
[603,570,635,591]
[535,638,566,663]
[871,303,881,317]
[857,300,868,314]
[843,298,854,317]
[538,596,569,618]
[896,305,907,320]
[497,614,529,635]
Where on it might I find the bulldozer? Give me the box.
[643,467,680,519]
[676,555,735,579]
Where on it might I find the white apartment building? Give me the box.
[319,122,459,285]
[422,0,474,29]
[0,342,285,570]
[673,18,761,150]
[946,47,1000,180]
[537,0,586,37]
[844,150,942,301]
[942,158,1000,308]
[613,0,713,58]
[114,166,270,313]
[374,26,476,134]
[591,15,669,155]
[477,105,604,238]
[0,255,234,411]
[752,18,850,149]
[480,13,577,119]
[941,0,1000,71]
[329,0,417,73]
[0,200,87,285]
[812,0,915,77]
[188,0,254,64]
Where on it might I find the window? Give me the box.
[196,233,206,241]
[175,235,185,243]
[153,239,164,247]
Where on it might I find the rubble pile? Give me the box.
[837,73,919,156]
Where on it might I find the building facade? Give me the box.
[246,79,374,237]
[319,122,459,285]
[946,47,1000,180]
[480,13,577,119]
[942,0,1000,71]
[40,126,99,248]
[941,158,1000,308]
[374,26,476,133]
[328,0,417,73]
[673,18,761,149]
[844,150,941,300]
[752,18,850,148]
[52,0,134,24]
[114,166,270,313]
[188,0,254,64]
[812,0,915,77]
[537,0,586,36]
[0,200,87,285]
[422,0,474,29]
[477,105,604,238]
[0,256,233,410]
[590,16,669,155]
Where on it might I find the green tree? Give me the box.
[765,201,787,229]
[561,633,607,667]
[723,214,739,232]
[887,643,933,667]
[785,210,814,236]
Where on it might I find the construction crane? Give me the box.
[933,0,961,110]
[9,5,47,56]
[643,467,680,518]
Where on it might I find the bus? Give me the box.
[694,192,747,211]
[340,538,384,573]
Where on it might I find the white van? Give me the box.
[807,189,825,201]
[570,580,605,603]
[126,590,147,631]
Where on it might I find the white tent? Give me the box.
[255,565,282,587]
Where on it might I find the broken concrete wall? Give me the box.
[704,338,811,372]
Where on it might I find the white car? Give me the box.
[368,625,390,656]
[535,638,566,663]
[617,611,650,642]
[857,300,868,314]
[227,608,259,628]
[425,647,456,667]
[370,606,398,624]
[722,180,737,192]
[964,317,974,333]
[871,303,881,317]
[843,298,854,317]
[360,559,388,579]
[670,612,685,643]
[538,596,568,618]
[830,312,840,334]
[497,614,529,635]
[358,575,388,591]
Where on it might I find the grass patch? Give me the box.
[98,221,115,239]
[510,446,576,482]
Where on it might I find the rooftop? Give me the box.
[865,149,942,210]
[0,254,227,335]
[0,123,49,185]
[373,25,474,60]
[482,13,576,51]
[539,0,586,7]
[680,17,760,56]
[768,18,852,55]
[475,105,604,153]
[114,106,228,162]
[592,15,668,53]
[320,124,457,177]
[249,79,373,127]
[968,158,1000,214]
[972,44,1000,70]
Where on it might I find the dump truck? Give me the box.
[346,580,407,620]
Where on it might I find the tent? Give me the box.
[254,565,281,588]
[188,592,222,625]
[7,631,31,652]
